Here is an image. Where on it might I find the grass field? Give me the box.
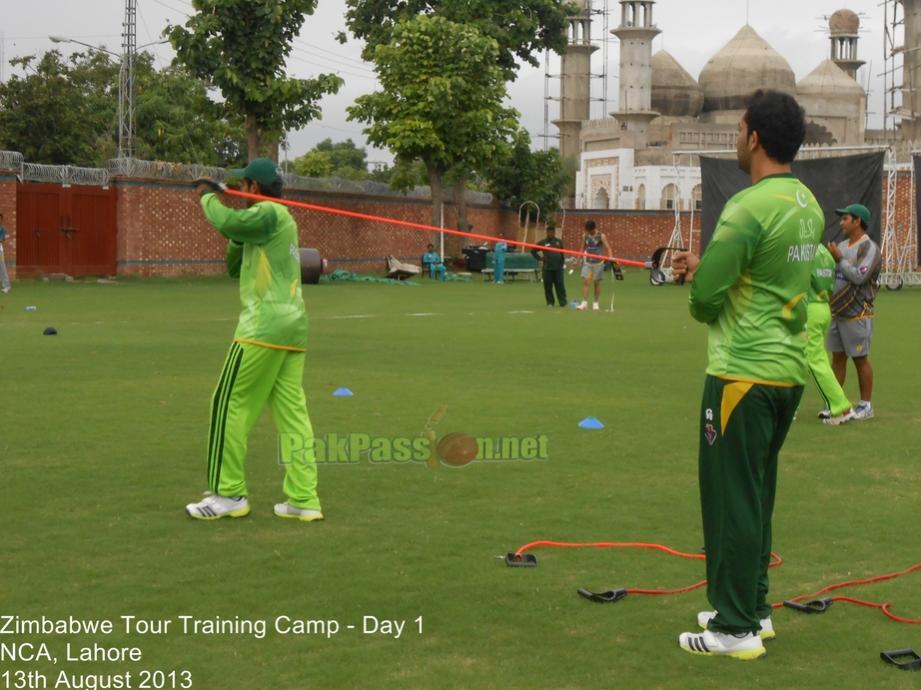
[2,272,920,690]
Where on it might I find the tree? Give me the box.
[368,159,428,187]
[133,57,246,166]
[292,139,370,180]
[0,49,247,167]
[167,0,344,160]
[348,16,517,226]
[343,0,575,79]
[487,129,569,221]
[0,51,118,165]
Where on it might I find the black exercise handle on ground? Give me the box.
[880,649,921,671]
[504,553,537,568]
[577,588,628,604]
[782,598,833,614]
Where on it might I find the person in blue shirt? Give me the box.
[422,243,446,280]
[494,241,508,284]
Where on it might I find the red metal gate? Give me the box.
[16,183,117,276]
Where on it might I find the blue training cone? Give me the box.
[333,387,354,397]
[578,416,605,430]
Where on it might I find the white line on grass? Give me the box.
[324,314,377,320]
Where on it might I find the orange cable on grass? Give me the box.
[511,540,921,624]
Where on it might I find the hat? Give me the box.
[231,158,282,188]
[835,203,871,226]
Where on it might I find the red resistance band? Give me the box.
[512,541,921,625]
[224,188,650,268]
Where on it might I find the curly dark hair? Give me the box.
[744,89,806,164]
[584,220,596,231]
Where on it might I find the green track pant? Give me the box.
[207,342,321,510]
[542,268,567,306]
[698,375,802,634]
[806,302,852,416]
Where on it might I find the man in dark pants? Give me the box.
[671,90,822,660]
[532,223,567,306]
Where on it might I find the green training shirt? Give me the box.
[808,243,836,304]
[689,173,825,386]
[201,193,308,351]
[532,237,565,270]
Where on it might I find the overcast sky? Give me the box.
[0,0,894,164]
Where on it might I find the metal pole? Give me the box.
[543,50,550,151]
[439,200,445,261]
[118,0,137,159]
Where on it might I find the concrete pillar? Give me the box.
[902,0,921,140]
[611,1,661,146]
[554,0,598,162]
[830,23,864,80]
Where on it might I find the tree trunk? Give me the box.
[453,177,468,232]
[260,136,280,162]
[245,113,261,161]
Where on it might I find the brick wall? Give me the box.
[115,179,228,277]
[112,177,681,277]
[0,172,16,280]
[8,170,918,279]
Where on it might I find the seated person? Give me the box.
[422,243,446,280]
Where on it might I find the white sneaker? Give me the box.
[817,409,831,420]
[679,629,765,660]
[1,287,9,294]
[852,401,874,420]
[823,409,855,426]
[592,302,600,311]
[186,494,250,520]
[274,502,324,522]
[698,610,775,641]
[577,301,588,311]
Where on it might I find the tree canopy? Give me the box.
[0,49,245,167]
[487,130,569,220]
[343,0,576,79]
[293,138,370,179]
[167,0,343,160]
[348,15,517,224]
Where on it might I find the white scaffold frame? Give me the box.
[879,150,921,289]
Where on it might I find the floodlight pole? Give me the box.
[118,0,138,159]
[52,5,165,161]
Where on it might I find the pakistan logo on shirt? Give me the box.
[704,408,718,446]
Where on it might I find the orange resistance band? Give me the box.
[512,541,921,625]
[223,187,650,268]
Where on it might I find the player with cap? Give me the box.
[185,158,323,522]
[827,203,881,421]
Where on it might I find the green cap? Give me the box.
[835,203,871,226]
[231,157,282,188]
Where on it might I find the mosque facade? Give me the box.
[566,2,880,210]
